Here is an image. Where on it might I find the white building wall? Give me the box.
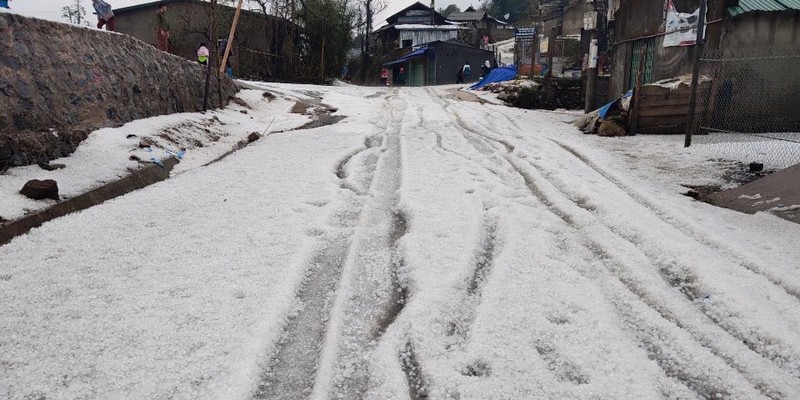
[399,30,459,46]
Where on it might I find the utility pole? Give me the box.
[585,31,598,112]
[547,27,555,77]
[211,0,222,108]
[529,0,540,73]
[685,0,708,147]
[584,3,599,112]
[585,0,609,112]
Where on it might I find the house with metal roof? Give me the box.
[372,3,496,86]
[447,7,514,46]
[381,39,495,86]
[372,2,466,53]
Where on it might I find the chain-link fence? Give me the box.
[689,47,800,169]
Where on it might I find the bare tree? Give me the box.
[358,0,386,79]
[62,0,90,26]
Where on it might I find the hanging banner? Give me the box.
[663,0,706,47]
[540,36,549,54]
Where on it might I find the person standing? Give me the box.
[155,2,170,52]
[462,62,471,82]
[219,39,234,77]
[0,0,10,9]
[197,43,209,65]
[380,68,389,86]
[92,0,115,31]
[398,66,405,86]
[481,60,491,78]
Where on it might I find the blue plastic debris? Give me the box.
[469,65,518,90]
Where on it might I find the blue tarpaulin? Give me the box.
[469,65,518,90]
[598,90,633,119]
[384,48,430,66]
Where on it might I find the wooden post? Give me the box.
[220,0,244,76]
[202,58,211,111]
[629,46,646,136]
[685,0,707,147]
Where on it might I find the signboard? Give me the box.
[514,27,537,40]
[540,36,549,53]
[583,11,597,30]
[663,0,706,47]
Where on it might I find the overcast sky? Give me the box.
[9,0,482,25]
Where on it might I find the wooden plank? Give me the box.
[640,82,691,96]
[639,85,671,96]
[638,105,689,117]
[638,115,689,127]
[639,93,692,107]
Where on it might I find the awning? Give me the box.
[384,47,430,66]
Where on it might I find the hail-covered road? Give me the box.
[2,83,800,399]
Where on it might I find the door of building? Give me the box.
[629,37,655,90]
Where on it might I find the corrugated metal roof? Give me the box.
[447,11,486,21]
[727,0,800,17]
[776,0,800,9]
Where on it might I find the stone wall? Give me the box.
[0,12,238,167]
[510,77,609,111]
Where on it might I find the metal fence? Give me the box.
[688,47,800,169]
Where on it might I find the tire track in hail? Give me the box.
[470,100,800,384]
[446,213,501,347]
[442,99,784,398]
[466,100,800,305]
[516,152,799,398]
[253,95,394,400]
[551,139,800,303]
[423,89,600,395]
[317,94,415,400]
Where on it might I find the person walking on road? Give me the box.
[92,0,115,31]
[155,2,170,52]
[462,62,471,82]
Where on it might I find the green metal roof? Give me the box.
[727,0,800,17]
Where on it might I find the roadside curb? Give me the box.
[0,157,179,246]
